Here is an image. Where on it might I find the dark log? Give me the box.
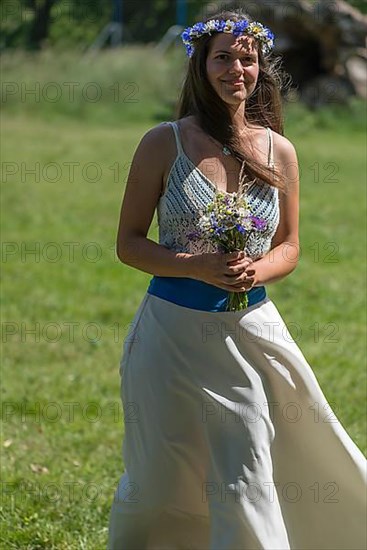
[205,0,367,106]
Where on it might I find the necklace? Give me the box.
[212,139,254,195]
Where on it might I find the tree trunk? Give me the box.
[28,0,56,50]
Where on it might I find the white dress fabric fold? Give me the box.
[108,293,367,549]
[108,121,366,548]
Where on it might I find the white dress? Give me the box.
[107,122,367,549]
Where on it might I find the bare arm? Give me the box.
[116,123,195,277]
[228,135,300,288]
[116,124,248,289]
[252,137,300,285]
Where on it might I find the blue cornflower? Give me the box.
[233,20,249,36]
[236,224,246,234]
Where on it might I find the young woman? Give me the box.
[108,9,366,550]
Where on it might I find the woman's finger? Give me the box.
[227,256,253,267]
[226,268,244,276]
[224,261,253,275]
[223,274,255,287]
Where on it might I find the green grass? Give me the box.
[1,48,366,548]
[0,47,185,126]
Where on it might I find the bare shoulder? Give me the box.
[271,131,298,165]
[130,121,177,189]
[136,121,175,156]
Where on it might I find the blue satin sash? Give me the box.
[147,276,266,312]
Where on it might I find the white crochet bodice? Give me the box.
[156,121,280,260]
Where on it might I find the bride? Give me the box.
[107,8,367,550]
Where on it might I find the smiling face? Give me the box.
[205,32,260,107]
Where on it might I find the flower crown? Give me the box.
[181,19,275,58]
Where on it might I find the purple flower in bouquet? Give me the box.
[188,190,267,311]
[250,215,267,231]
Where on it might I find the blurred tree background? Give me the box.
[1,0,366,50]
[2,2,366,548]
[1,0,366,110]
[1,0,199,49]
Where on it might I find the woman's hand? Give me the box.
[191,250,255,292]
[226,252,258,290]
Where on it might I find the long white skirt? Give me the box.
[108,293,367,550]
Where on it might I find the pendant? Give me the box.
[222,146,231,156]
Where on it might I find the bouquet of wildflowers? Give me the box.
[188,189,267,312]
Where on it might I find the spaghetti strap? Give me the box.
[266,126,274,168]
[168,121,184,157]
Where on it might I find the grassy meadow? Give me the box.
[1,47,366,549]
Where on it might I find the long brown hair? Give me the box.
[176,8,289,192]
